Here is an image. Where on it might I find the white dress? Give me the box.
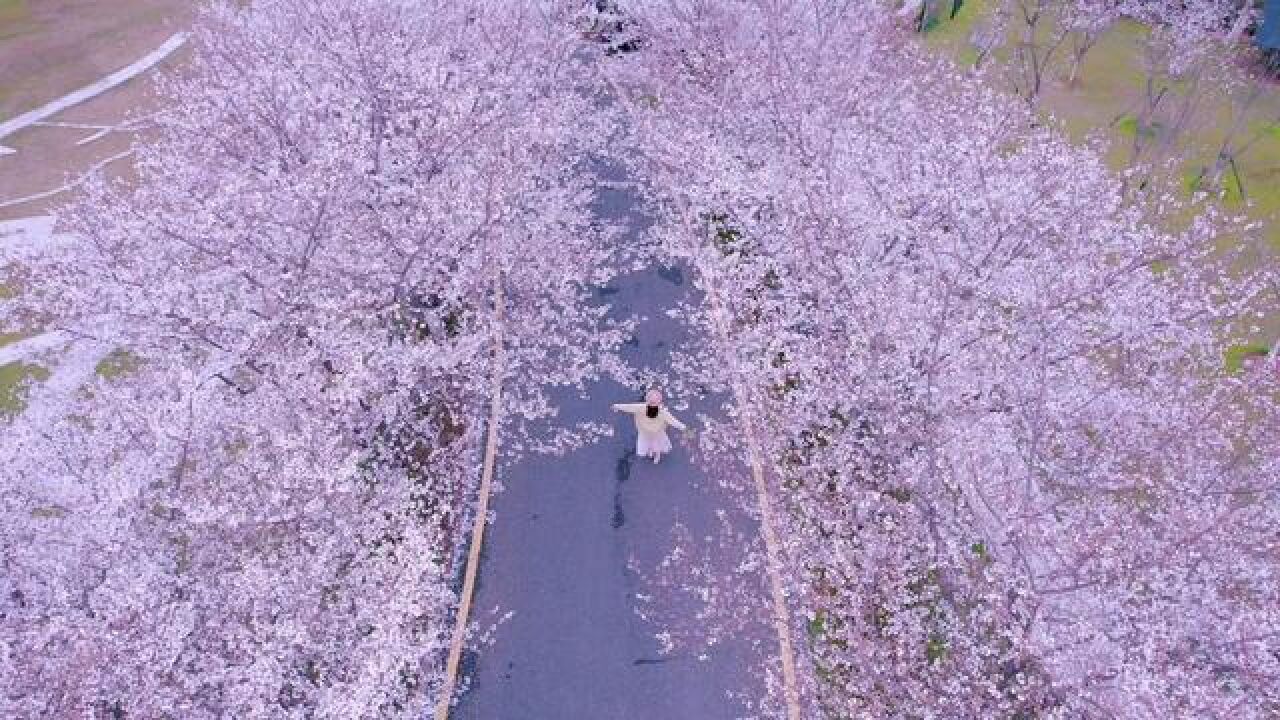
[612,402,688,457]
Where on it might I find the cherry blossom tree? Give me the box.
[1,1,624,717]
[955,1,1247,118]
[606,0,1280,716]
[1063,0,1123,86]
[1121,1,1237,170]
[1003,0,1079,103]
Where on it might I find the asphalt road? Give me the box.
[452,169,769,719]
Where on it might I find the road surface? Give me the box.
[452,166,770,719]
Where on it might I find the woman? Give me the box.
[611,388,688,464]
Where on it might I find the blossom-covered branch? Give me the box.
[607,0,1279,716]
[2,1,623,717]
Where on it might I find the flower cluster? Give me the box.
[1,1,621,716]
[608,1,1279,716]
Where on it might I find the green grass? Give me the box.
[1115,114,1164,141]
[0,330,34,349]
[0,0,29,23]
[0,360,49,419]
[918,5,1280,354]
[1221,169,1245,206]
[1182,166,1245,205]
[1224,342,1272,374]
[0,0,33,41]
[94,348,141,380]
[926,633,949,663]
[1183,167,1206,195]
[921,0,990,51]
[1115,114,1139,137]
[0,277,43,355]
[808,609,828,640]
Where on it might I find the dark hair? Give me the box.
[645,405,659,418]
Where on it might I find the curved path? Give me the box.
[451,165,769,719]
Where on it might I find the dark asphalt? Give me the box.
[452,173,769,719]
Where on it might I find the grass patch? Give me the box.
[926,633,949,663]
[916,5,1280,362]
[1182,167,1207,196]
[0,0,29,23]
[0,330,35,349]
[1224,343,1272,374]
[1114,114,1161,141]
[0,360,49,419]
[1178,166,1242,202]
[808,609,828,640]
[95,348,141,381]
[0,0,33,41]
[1221,169,1245,206]
[921,0,990,50]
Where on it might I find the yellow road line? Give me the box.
[435,279,505,720]
[708,284,804,720]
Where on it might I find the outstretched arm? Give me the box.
[612,402,645,414]
[661,409,688,431]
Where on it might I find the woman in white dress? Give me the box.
[611,388,688,464]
